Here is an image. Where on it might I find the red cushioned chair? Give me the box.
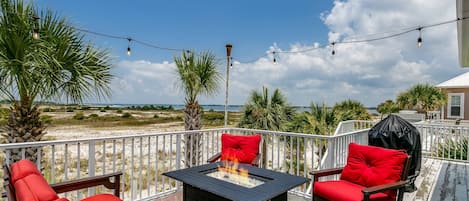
[207,133,261,166]
[310,143,411,201]
[3,159,122,201]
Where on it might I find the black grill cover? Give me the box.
[368,114,421,181]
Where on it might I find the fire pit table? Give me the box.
[163,162,309,201]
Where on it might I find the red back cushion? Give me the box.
[340,143,407,197]
[221,133,261,164]
[10,160,61,201]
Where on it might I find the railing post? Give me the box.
[328,138,336,169]
[176,134,181,170]
[88,141,96,195]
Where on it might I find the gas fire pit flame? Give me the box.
[205,158,264,188]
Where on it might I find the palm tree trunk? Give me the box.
[183,100,202,167]
[2,98,46,164]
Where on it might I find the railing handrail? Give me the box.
[0,128,228,149]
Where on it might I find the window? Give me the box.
[447,93,464,118]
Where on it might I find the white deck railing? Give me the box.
[0,121,372,201]
[1,119,466,201]
[415,122,469,162]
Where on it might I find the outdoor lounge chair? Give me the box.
[207,133,261,166]
[3,159,122,201]
[310,143,411,201]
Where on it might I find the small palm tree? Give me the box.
[174,50,221,167]
[396,84,446,117]
[332,99,370,120]
[377,100,400,119]
[238,86,294,131]
[0,0,112,163]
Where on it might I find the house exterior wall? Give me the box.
[441,88,469,120]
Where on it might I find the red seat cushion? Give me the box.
[80,194,122,201]
[340,143,408,198]
[221,133,261,164]
[314,180,394,201]
[11,160,62,201]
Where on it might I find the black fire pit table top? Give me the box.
[163,162,309,201]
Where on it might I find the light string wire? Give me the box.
[73,17,469,63]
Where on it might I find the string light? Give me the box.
[127,38,132,56]
[230,57,233,68]
[272,51,278,64]
[417,27,423,48]
[32,16,39,40]
[73,16,468,62]
[331,42,336,56]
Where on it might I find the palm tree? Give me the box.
[174,50,221,167]
[377,100,400,119]
[396,84,446,117]
[332,99,370,120]
[238,86,294,131]
[238,86,294,167]
[0,0,112,163]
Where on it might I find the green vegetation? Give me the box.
[396,83,446,117]
[238,86,294,131]
[377,100,400,119]
[73,112,85,120]
[174,50,221,167]
[0,0,112,162]
[121,112,132,118]
[333,99,370,120]
[434,137,468,160]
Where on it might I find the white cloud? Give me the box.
[107,0,467,107]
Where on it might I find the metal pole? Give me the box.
[224,44,232,128]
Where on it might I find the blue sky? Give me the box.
[38,0,332,62]
[36,0,467,107]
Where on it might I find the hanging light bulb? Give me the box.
[230,57,233,68]
[127,38,132,56]
[417,28,423,48]
[331,42,336,55]
[32,28,39,40]
[32,16,40,40]
[273,51,278,64]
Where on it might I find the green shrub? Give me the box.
[434,137,468,160]
[104,105,111,110]
[204,112,224,121]
[73,112,85,120]
[122,112,132,118]
[153,114,159,118]
[88,114,99,118]
[42,107,54,112]
[100,109,106,112]
[116,109,123,113]
[40,115,53,124]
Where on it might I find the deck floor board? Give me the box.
[152,158,469,201]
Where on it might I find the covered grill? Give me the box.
[368,114,422,191]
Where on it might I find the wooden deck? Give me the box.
[152,158,468,201]
[405,158,469,201]
[152,191,308,201]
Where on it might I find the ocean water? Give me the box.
[92,104,378,114]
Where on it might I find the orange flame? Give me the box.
[218,157,249,184]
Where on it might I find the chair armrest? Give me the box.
[362,180,409,195]
[251,154,260,167]
[207,152,221,163]
[309,168,343,181]
[51,171,122,197]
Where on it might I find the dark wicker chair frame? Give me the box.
[2,163,122,201]
[309,155,411,201]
